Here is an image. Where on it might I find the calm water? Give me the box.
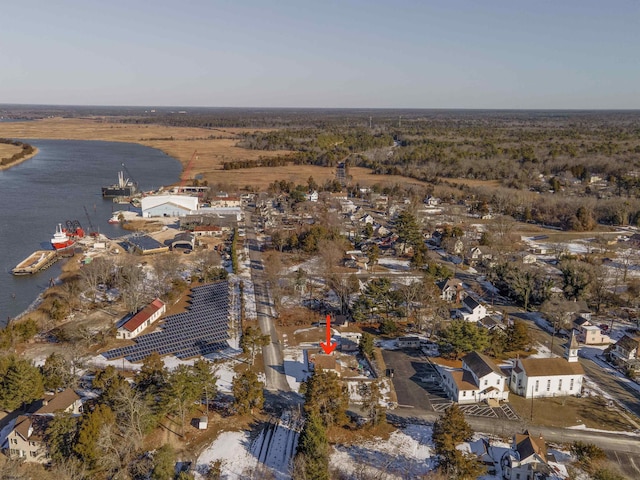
[0,139,181,324]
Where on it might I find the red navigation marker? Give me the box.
[320,314,336,354]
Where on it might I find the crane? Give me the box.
[121,162,138,189]
[180,150,198,191]
[83,205,99,237]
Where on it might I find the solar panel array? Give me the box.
[102,282,230,362]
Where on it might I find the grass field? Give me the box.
[0,143,21,160]
[0,118,432,189]
[509,394,636,431]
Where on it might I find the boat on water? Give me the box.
[108,211,122,223]
[51,221,85,250]
[102,170,137,198]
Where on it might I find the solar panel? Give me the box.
[102,281,232,362]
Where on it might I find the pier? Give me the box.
[12,250,59,275]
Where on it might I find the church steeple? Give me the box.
[564,330,580,363]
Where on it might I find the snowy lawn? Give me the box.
[330,424,435,479]
[194,431,257,479]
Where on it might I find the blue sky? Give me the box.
[1,0,638,108]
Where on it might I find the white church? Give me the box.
[509,332,584,399]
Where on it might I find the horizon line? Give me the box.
[2,103,640,113]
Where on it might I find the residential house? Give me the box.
[424,196,440,207]
[440,351,509,404]
[209,195,241,208]
[33,388,82,416]
[606,334,640,373]
[437,278,465,303]
[397,336,421,349]
[305,190,319,202]
[510,335,584,398]
[458,296,487,323]
[4,388,84,464]
[466,246,493,265]
[359,214,374,225]
[501,431,553,480]
[116,298,166,339]
[572,316,609,345]
[309,353,342,376]
[5,415,50,463]
[478,315,507,332]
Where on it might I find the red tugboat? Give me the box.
[51,221,85,250]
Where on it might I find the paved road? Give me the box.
[245,212,290,393]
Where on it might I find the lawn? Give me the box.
[509,394,637,431]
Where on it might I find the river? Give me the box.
[0,139,182,325]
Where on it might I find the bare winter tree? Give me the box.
[115,256,147,313]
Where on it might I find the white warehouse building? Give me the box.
[141,195,199,218]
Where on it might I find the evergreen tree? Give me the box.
[437,320,489,359]
[358,332,374,357]
[41,352,74,391]
[151,444,176,480]
[192,359,218,411]
[302,369,348,427]
[165,364,200,432]
[240,326,270,366]
[45,412,79,465]
[295,411,329,480]
[395,210,422,254]
[432,404,483,479]
[74,404,116,469]
[232,369,264,414]
[93,365,128,405]
[506,319,531,352]
[0,356,44,411]
[359,380,386,426]
[134,351,168,395]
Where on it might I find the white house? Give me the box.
[116,299,166,339]
[359,214,374,225]
[440,351,509,404]
[437,278,465,303]
[397,336,421,349]
[458,296,487,323]
[305,190,319,202]
[210,195,241,208]
[501,431,552,480]
[141,195,199,218]
[606,334,640,374]
[510,335,584,398]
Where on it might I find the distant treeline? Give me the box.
[0,138,35,166]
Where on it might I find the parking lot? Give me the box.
[381,348,520,420]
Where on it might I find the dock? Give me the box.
[12,250,59,275]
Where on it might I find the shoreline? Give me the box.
[0,146,40,171]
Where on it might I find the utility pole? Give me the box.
[369,116,372,129]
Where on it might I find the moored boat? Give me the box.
[51,221,85,250]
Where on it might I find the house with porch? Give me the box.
[437,278,465,303]
[606,334,640,374]
[501,431,553,480]
[440,351,509,404]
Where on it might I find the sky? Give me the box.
[1,0,638,109]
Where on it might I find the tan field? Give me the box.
[0,143,21,159]
[0,117,433,189]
